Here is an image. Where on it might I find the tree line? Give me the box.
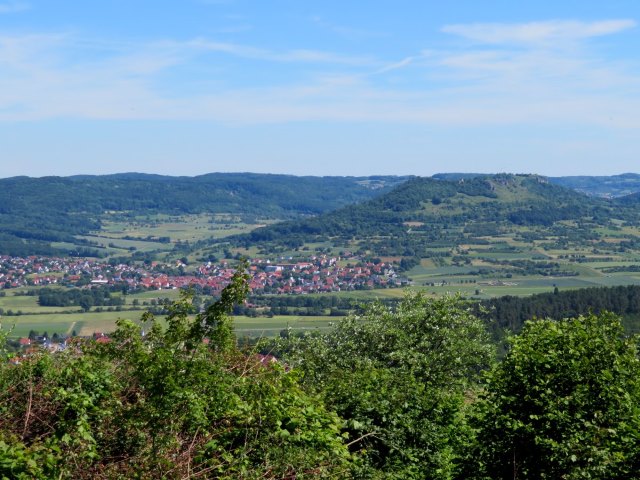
[476,284,640,337]
[27,286,125,311]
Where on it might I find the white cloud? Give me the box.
[184,38,375,65]
[442,19,636,45]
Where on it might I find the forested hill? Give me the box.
[434,172,640,198]
[2,173,404,216]
[0,173,405,256]
[238,174,638,254]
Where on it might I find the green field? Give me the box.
[62,213,277,261]
[0,306,339,339]
[0,285,339,339]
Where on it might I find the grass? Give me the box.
[4,322,77,339]
[234,315,339,337]
[98,214,269,244]
[1,310,341,339]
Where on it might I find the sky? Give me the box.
[1,0,639,178]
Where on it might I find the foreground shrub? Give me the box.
[0,268,353,479]
[267,294,495,479]
[469,313,640,479]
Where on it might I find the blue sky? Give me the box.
[1,0,639,177]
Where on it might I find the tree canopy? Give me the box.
[0,268,353,479]
[266,294,495,479]
[470,313,640,479]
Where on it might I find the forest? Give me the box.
[235,174,639,256]
[1,268,639,479]
[29,286,125,311]
[0,173,403,256]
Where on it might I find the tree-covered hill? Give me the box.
[612,190,640,206]
[0,173,405,256]
[237,174,631,257]
[434,172,640,198]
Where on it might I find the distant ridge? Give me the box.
[434,172,640,198]
[548,173,640,198]
[432,173,490,181]
[0,173,407,256]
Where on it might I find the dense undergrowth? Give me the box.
[1,266,640,479]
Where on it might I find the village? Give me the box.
[0,254,407,296]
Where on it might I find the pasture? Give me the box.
[69,213,274,260]
[1,309,339,340]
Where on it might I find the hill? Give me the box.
[237,174,638,267]
[239,174,624,254]
[434,172,640,198]
[0,173,405,256]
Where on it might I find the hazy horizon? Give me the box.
[2,170,640,181]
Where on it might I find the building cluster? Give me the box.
[0,254,405,295]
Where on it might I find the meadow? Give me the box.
[0,287,338,339]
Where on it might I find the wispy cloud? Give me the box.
[0,1,29,14]
[373,57,414,75]
[182,38,375,65]
[1,19,639,131]
[442,19,636,45]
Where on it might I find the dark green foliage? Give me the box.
[0,173,404,255]
[34,286,124,309]
[3,269,640,478]
[476,285,640,339]
[268,294,494,479]
[469,313,640,479]
[0,268,353,479]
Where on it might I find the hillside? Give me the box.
[236,174,640,281]
[4,171,640,261]
[0,173,405,256]
[239,174,625,256]
[434,172,640,198]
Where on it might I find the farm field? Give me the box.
[62,213,274,261]
[1,308,338,340]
